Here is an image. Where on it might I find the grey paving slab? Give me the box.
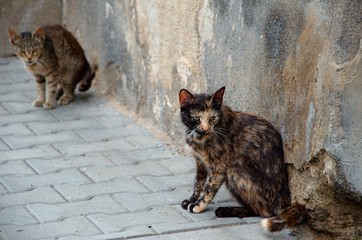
[54,138,136,156]
[0,140,9,151]
[0,160,35,175]
[0,91,31,102]
[0,206,37,226]
[0,187,66,208]
[27,118,107,134]
[157,157,195,174]
[136,174,194,192]
[0,145,61,163]
[0,110,57,126]
[88,206,190,234]
[75,126,152,142]
[82,161,171,182]
[0,105,8,115]
[132,223,298,240]
[95,115,133,128]
[0,216,101,240]
[2,131,85,149]
[0,169,91,192]
[104,147,176,164]
[114,186,192,211]
[27,195,125,222]
[0,123,34,136]
[26,155,114,174]
[54,177,150,202]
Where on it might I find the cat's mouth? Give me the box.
[25,60,36,66]
[187,129,210,142]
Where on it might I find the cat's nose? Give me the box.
[201,124,209,132]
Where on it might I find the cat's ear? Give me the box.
[179,89,195,107]
[211,86,225,107]
[8,28,21,45]
[32,26,45,42]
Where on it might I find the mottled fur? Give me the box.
[8,25,95,109]
[179,87,307,232]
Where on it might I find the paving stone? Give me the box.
[0,123,34,136]
[0,140,9,151]
[0,187,66,208]
[26,118,106,134]
[54,138,135,156]
[2,102,44,114]
[0,145,61,163]
[0,216,101,240]
[0,80,34,94]
[28,195,125,222]
[83,161,171,182]
[26,155,114,174]
[0,91,30,103]
[0,206,37,226]
[104,147,176,164]
[136,174,194,192]
[0,169,91,192]
[49,98,121,121]
[157,157,195,174]
[0,110,57,126]
[114,186,191,211]
[2,131,84,149]
[54,177,149,202]
[125,135,166,149]
[75,126,151,142]
[134,223,298,240]
[0,105,8,115]
[88,206,190,234]
[95,115,133,128]
[45,226,155,240]
[0,160,35,175]
[0,184,7,194]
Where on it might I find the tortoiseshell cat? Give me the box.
[179,86,307,232]
[8,24,95,109]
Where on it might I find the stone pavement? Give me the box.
[0,58,298,240]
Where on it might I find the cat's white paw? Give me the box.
[188,202,207,213]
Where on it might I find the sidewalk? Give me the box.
[0,58,297,240]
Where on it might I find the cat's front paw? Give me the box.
[33,100,44,107]
[43,102,56,109]
[181,200,191,210]
[59,95,74,106]
[187,202,207,213]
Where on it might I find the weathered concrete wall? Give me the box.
[2,0,361,239]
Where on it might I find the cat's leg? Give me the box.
[58,83,75,106]
[182,159,207,209]
[33,75,46,107]
[188,173,225,213]
[215,206,257,218]
[43,73,59,109]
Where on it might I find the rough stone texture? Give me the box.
[2,0,361,239]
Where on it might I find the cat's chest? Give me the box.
[26,62,53,75]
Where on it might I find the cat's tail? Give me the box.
[78,70,95,92]
[261,204,308,232]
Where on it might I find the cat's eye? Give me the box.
[192,116,200,122]
[209,116,216,122]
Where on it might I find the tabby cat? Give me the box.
[8,24,95,109]
[179,86,307,232]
